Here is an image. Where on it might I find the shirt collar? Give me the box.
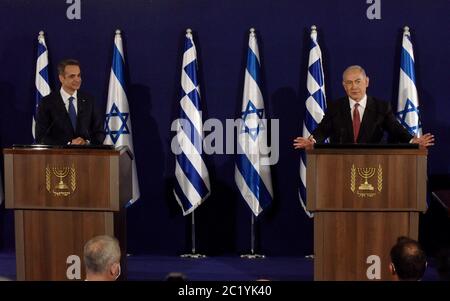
[349,94,367,109]
[60,87,78,102]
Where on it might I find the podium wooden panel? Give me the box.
[4,146,132,280]
[306,147,427,281]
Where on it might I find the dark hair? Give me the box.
[57,59,80,75]
[390,236,427,281]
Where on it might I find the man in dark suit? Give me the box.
[35,59,105,145]
[293,65,434,149]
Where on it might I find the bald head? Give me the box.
[84,235,121,274]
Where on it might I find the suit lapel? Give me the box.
[357,96,376,143]
[76,95,86,134]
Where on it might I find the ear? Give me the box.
[365,76,370,87]
[389,262,396,275]
[110,262,120,278]
[58,74,64,84]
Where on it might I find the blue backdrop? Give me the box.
[1,0,449,255]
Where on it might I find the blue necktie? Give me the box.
[68,96,77,130]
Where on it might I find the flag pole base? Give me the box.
[240,253,265,259]
[180,253,206,259]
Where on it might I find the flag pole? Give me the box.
[181,210,206,258]
[241,213,265,259]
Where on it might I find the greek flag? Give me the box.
[299,26,327,218]
[235,28,273,217]
[33,31,50,141]
[104,30,140,204]
[173,29,211,215]
[396,26,422,137]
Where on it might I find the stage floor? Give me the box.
[0,252,440,281]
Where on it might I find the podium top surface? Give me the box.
[307,143,427,155]
[4,144,132,158]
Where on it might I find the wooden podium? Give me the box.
[4,146,132,280]
[306,146,427,281]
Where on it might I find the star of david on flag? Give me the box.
[105,103,130,144]
[235,28,273,217]
[241,100,265,141]
[396,26,422,137]
[104,29,140,204]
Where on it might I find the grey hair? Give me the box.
[83,235,121,274]
[342,65,367,80]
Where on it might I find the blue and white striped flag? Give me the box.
[173,29,211,215]
[299,25,327,218]
[104,29,140,204]
[396,26,422,137]
[235,28,273,217]
[33,30,50,140]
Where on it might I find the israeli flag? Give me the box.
[397,26,422,137]
[104,30,140,204]
[173,29,211,215]
[299,26,327,218]
[235,28,273,217]
[33,31,50,140]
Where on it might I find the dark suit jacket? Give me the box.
[35,90,105,145]
[312,96,413,144]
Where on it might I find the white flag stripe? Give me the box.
[308,51,321,65]
[177,130,208,176]
[300,159,306,185]
[183,47,196,66]
[235,167,263,215]
[302,127,311,139]
[175,161,203,206]
[242,71,263,107]
[305,96,326,124]
[306,73,321,94]
[181,70,197,94]
[180,96,204,135]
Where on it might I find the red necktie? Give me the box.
[353,103,360,143]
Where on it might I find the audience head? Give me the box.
[84,235,121,281]
[389,236,427,281]
[165,272,187,281]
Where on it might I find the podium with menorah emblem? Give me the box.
[306,145,428,280]
[3,146,132,280]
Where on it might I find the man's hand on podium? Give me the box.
[411,133,435,148]
[71,137,88,145]
[293,136,315,150]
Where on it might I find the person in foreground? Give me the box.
[389,236,427,281]
[35,59,105,145]
[84,235,121,281]
[293,65,434,149]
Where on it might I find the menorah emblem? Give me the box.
[350,164,383,197]
[53,166,70,190]
[46,164,77,196]
[357,167,376,191]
